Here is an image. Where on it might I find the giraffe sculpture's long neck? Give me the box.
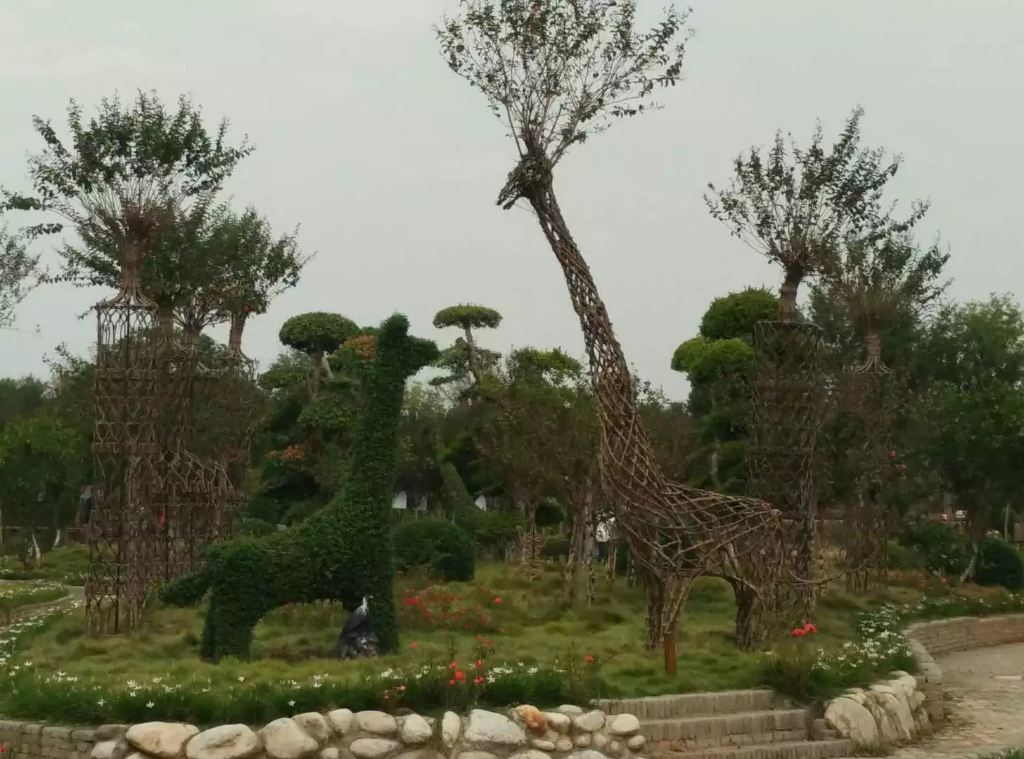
[525,177,667,502]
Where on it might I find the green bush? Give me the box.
[393,519,475,582]
[977,538,1024,590]
[900,521,969,576]
[239,518,276,538]
[886,539,924,571]
[473,510,524,552]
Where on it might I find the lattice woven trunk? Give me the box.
[749,320,826,616]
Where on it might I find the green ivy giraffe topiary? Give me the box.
[162,314,438,660]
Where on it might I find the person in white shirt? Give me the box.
[596,517,614,562]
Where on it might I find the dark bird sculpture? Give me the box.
[336,595,379,659]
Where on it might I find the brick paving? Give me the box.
[892,642,1024,758]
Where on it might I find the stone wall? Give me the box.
[0,721,100,759]
[825,613,1024,752]
[0,706,644,759]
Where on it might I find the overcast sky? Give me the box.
[1,1,1022,399]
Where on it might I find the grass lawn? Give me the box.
[17,561,920,697]
[0,545,89,585]
[0,580,67,621]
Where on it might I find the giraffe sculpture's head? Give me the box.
[374,314,439,381]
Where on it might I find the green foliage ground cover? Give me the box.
[0,545,88,584]
[0,580,66,621]
[2,562,929,726]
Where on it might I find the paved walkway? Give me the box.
[892,642,1024,758]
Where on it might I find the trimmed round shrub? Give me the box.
[393,519,475,582]
[279,312,359,355]
[886,539,925,571]
[540,536,570,559]
[977,537,1024,590]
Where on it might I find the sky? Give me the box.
[1,1,1022,400]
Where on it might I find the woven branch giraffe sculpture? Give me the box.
[498,150,796,665]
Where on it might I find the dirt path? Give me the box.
[891,642,1024,758]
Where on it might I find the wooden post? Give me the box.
[664,624,677,675]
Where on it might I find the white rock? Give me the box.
[590,734,608,751]
[92,742,125,759]
[400,715,433,746]
[572,736,590,749]
[542,714,570,735]
[863,691,902,746]
[357,712,399,737]
[126,752,147,759]
[824,697,879,750]
[555,737,573,752]
[869,685,915,741]
[349,740,400,759]
[508,752,550,759]
[567,752,607,759]
[842,688,867,706]
[556,706,583,716]
[395,752,444,759]
[320,750,340,759]
[626,736,646,752]
[464,710,527,747]
[186,726,262,759]
[607,741,623,756]
[126,724,200,759]
[328,710,356,736]
[530,740,555,751]
[442,713,462,751]
[259,718,320,759]
[293,714,331,746]
[607,715,640,737]
[457,753,497,759]
[571,712,605,734]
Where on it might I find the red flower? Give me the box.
[408,641,419,649]
[791,627,807,638]
[803,622,817,634]
[473,676,485,686]
[455,670,466,682]
[449,660,459,670]
[448,679,456,687]
[583,654,596,664]
[493,596,503,605]
[474,659,484,670]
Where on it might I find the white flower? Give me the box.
[238,676,246,683]
[288,700,296,707]
[147,701,155,709]
[97,699,106,707]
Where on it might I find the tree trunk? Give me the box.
[228,312,249,354]
[960,544,979,585]
[310,352,324,398]
[778,266,803,323]
[156,304,175,339]
[732,581,770,651]
[709,440,721,489]
[463,326,484,386]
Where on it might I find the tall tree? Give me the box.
[9,91,251,314]
[706,108,928,321]
[917,296,1024,580]
[0,220,39,328]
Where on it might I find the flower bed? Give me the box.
[0,604,604,726]
[766,590,1024,702]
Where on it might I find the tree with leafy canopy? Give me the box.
[7,92,252,307]
[279,312,360,398]
[706,108,928,321]
[0,414,86,542]
[812,234,948,370]
[916,296,1024,581]
[432,304,503,392]
[0,219,39,328]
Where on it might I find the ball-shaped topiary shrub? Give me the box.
[699,287,780,340]
[900,520,970,576]
[279,312,360,356]
[977,537,1024,590]
[393,519,475,582]
[433,304,503,331]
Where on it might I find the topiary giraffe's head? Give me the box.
[375,314,439,380]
